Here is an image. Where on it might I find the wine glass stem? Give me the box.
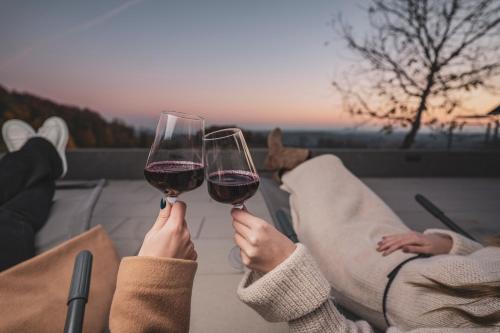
[230,203,245,271]
[166,196,177,204]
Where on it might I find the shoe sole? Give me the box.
[1,119,36,152]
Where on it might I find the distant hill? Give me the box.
[0,84,152,149]
[0,84,493,151]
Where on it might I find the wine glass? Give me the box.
[144,111,205,205]
[204,128,260,270]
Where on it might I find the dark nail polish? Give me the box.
[160,198,166,209]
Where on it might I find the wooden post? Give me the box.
[494,118,499,145]
[447,126,453,150]
[485,122,491,145]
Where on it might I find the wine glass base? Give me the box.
[228,245,244,272]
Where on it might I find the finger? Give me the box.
[382,240,424,256]
[382,232,413,238]
[231,208,262,228]
[378,239,406,251]
[234,233,252,256]
[380,232,421,244]
[152,200,172,230]
[185,248,196,261]
[378,237,424,251]
[182,228,192,244]
[379,234,406,242]
[378,234,407,244]
[232,219,252,239]
[383,243,407,256]
[187,243,197,260]
[378,235,411,246]
[167,201,187,228]
[379,239,416,253]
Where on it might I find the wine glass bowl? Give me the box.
[144,111,205,203]
[204,128,260,208]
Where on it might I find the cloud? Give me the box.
[0,0,146,71]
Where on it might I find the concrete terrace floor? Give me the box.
[91,178,500,332]
[91,180,289,333]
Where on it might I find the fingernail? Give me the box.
[160,198,166,209]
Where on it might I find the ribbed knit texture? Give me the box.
[238,244,500,333]
[238,244,331,322]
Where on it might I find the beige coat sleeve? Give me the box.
[237,244,494,333]
[109,256,197,333]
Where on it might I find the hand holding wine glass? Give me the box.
[231,208,296,273]
[139,201,197,261]
[204,128,260,269]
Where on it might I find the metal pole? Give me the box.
[415,194,477,242]
[64,250,93,333]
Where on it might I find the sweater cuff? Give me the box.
[423,229,483,256]
[117,256,197,289]
[289,299,349,332]
[237,244,331,322]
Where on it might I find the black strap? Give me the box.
[382,254,430,326]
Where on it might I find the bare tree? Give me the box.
[333,0,500,148]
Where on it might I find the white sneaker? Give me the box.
[38,116,69,178]
[1,119,36,152]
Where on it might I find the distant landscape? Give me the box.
[0,85,496,151]
[0,85,150,149]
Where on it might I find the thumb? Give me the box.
[152,198,172,230]
[168,201,187,227]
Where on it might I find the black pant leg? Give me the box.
[0,180,55,271]
[0,208,35,271]
[3,179,55,232]
[0,137,62,205]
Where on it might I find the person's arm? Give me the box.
[109,201,197,333]
[237,241,488,333]
[231,210,492,333]
[376,230,483,257]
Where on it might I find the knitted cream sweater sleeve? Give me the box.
[237,244,493,333]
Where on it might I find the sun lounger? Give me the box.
[259,176,481,333]
[35,179,106,254]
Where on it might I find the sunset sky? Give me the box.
[1,0,498,130]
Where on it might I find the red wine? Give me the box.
[207,170,260,205]
[144,161,204,196]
